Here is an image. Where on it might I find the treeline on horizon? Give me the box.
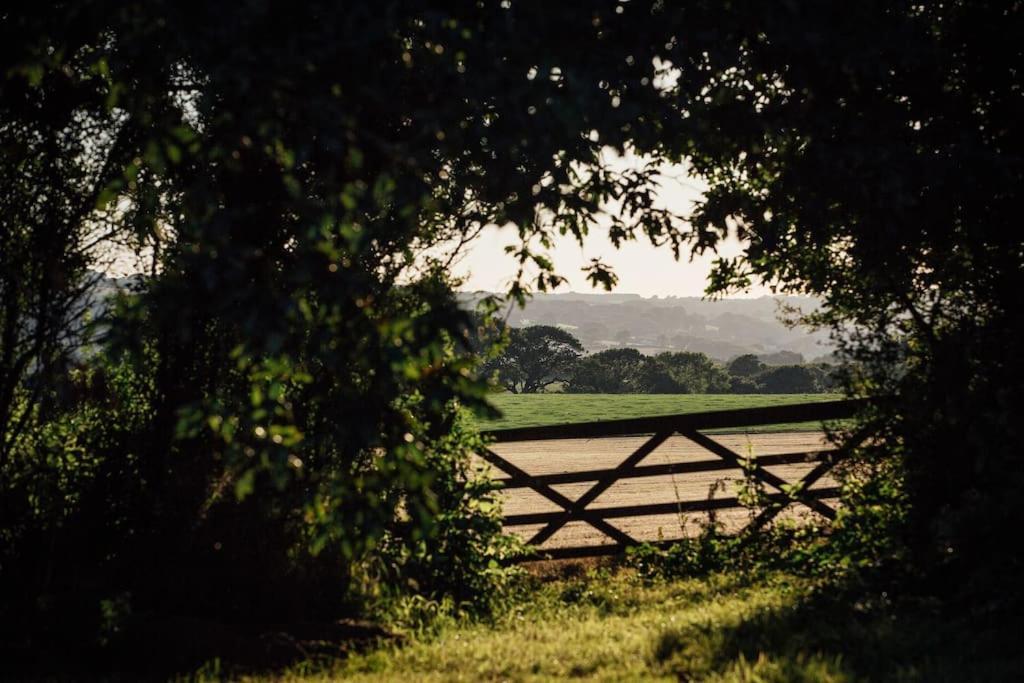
[479,324,837,395]
[459,290,834,363]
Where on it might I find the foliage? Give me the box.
[2,2,723,666]
[364,413,525,614]
[3,0,1022,671]
[566,347,649,393]
[635,0,1024,593]
[728,360,837,394]
[756,365,819,394]
[563,346,821,395]
[0,24,142,466]
[651,351,731,394]
[728,354,766,378]
[5,0,682,660]
[481,325,583,393]
[729,376,763,394]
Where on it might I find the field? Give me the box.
[476,393,844,433]
[236,568,1022,682]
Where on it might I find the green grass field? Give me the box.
[475,393,844,433]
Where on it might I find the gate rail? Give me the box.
[480,399,869,560]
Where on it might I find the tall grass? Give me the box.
[225,566,1022,682]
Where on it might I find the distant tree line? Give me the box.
[480,325,836,394]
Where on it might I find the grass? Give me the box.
[227,566,1023,682]
[475,393,844,433]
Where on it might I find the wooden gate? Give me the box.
[479,399,868,560]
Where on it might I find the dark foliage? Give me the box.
[756,365,818,394]
[2,0,1021,673]
[726,357,836,394]
[650,352,731,394]
[563,346,827,394]
[567,347,649,393]
[644,0,1024,598]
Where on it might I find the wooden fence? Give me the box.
[479,399,868,560]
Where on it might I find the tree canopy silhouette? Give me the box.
[483,325,584,394]
[1,0,1022,671]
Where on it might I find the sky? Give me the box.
[451,223,766,298]
[102,153,773,298]
[451,155,772,299]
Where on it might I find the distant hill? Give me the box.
[84,279,831,363]
[462,291,833,362]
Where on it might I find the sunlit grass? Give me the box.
[236,571,803,682]
[230,567,1022,682]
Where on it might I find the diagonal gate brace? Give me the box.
[525,430,674,547]
[479,447,636,547]
[679,428,840,520]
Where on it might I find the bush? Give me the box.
[0,344,521,671]
[367,413,526,615]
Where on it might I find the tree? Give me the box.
[2,2,691,644]
[729,376,762,394]
[568,347,647,393]
[0,30,146,466]
[568,348,729,394]
[757,365,819,394]
[631,1,1024,586]
[634,358,682,394]
[484,326,583,393]
[727,354,766,378]
[651,351,730,394]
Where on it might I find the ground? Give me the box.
[226,566,1022,682]
[476,393,843,432]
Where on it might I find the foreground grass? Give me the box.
[477,393,843,433]
[232,567,1022,682]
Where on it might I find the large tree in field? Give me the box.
[485,325,583,394]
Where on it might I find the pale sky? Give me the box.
[452,155,771,298]
[452,224,766,298]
